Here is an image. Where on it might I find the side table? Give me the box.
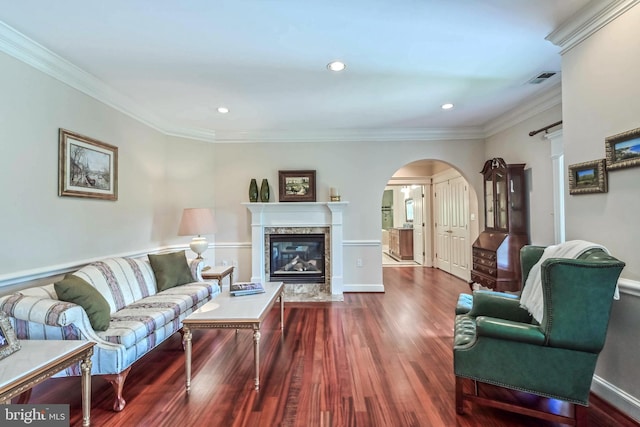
[202,265,234,289]
[0,340,95,426]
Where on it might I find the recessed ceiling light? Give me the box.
[327,61,346,72]
[217,107,229,114]
[441,103,454,110]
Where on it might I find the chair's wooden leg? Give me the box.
[179,327,186,350]
[455,376,465,415]
[575,404,588,427]
[103,367,131,412]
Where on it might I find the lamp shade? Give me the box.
[178,208,217,236]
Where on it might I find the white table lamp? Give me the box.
[178,208,217,259]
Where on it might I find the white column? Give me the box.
[546,129,565,244]
[327,202,346,294]
[247,204,266,283]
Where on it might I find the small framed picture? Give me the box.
[568,159,608,195]
[278,170,316,202]
[0,312,20,360]
[59,128,118,200]
[605,126,640,170]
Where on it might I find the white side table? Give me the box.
[0,340,95,426]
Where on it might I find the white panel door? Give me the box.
[434,181,451,273]
[434,177,470,281]
[449,177,470,281]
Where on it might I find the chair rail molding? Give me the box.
[0,244,200,291]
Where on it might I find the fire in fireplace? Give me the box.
[269,234,325,283]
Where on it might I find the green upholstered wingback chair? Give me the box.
[453,245,625,426]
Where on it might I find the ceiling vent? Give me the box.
[527,71,557,84]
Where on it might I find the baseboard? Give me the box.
[343,284,385,293]
[592,375,640,423]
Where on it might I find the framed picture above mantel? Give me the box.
[278,170,316,202]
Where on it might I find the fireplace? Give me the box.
[244,201,347,296]
[269,234,325,283]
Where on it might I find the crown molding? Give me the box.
[483,83,562,138]
[546,0,640,54]
[163,126,217,143]
[0,21,174,135]
[210,127,485,144]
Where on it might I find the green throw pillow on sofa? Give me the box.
[148,250,194,292]
[54,274,111,331]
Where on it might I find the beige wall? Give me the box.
[560,4,640,416]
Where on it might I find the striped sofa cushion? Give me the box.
[73,258,157,313]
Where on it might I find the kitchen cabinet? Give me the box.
[389,228,413,260]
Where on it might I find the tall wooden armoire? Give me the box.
[471,158,529,292]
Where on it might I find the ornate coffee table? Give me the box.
[182,281,284,392]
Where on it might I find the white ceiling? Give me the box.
[0,0,593,142]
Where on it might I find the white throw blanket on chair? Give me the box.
[519,240,618,323]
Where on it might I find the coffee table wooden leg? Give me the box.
[253,326,260,391]
[184,326,192,394]
[80,351,93,427]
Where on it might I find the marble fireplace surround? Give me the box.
[243,202,347,296]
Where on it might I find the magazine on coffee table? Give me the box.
[230,282,265,296]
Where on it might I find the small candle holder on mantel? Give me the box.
[330,187,341,202]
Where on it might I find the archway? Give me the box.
[381,159,479,282]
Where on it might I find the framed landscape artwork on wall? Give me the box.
[568,159,607,195]
[278,170,316,202]
[605,126,640,170]
[58,129,118,200]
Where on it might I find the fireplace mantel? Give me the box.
[242,202,348,295]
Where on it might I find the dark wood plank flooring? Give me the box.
[24,267,638,426]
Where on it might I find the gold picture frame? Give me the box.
[58,128,118,200]
[0,312,20,360]
[605,126,640,170]
[278,170,316,202]
[568,159,608,195]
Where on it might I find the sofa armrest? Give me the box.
[0,294,112,345]
[1,294,85,327]
[476,316,545,345]
[189,258,204,282]
[468,291,532,323]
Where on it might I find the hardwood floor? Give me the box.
[26,267,638,426]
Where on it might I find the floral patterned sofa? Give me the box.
[0,251,219,411]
